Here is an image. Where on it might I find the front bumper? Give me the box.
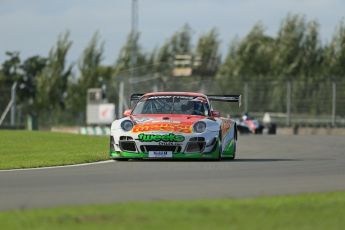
[110,145,220,160]
[109,127,236,160]
[110,131,222,159]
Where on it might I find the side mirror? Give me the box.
[211,110,221,117]
[123,109,132,117]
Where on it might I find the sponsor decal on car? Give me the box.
[221,119,232,138]
[132,122,193,133]
[138,133,185,142]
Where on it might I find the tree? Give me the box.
[67,32,105,114]
[272,14,306,79]
[114,32,147,77]
[301,21,323,78]
[218,23,275,112]
[152,24,194,77]
[0,51,48,119]
[325,20,345,78]
[324,20,345,116]
[35,31,73,111]
[0,52,22,120]
[154,41,174,76]
[299,20,325,114]
[194,28,221,76]
[18,56,47,107]
[170,24,193,55]
[0,51,21,85]
[219,23,275,78]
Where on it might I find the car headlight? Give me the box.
[121,120,133,131]
[193,121,206,133]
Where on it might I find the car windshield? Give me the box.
[132,95,210,116]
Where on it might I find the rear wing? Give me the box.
[207,95,241,107]
[130,94,144,102]
[130,93,241,107]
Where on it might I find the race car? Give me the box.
[236,113,264,134]
[109,92,241,160]
[236,113,276,135]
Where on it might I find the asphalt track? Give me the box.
[0,135,344,210]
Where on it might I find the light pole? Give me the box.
[131,0,138,79]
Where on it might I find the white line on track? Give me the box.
[0,160,114,172]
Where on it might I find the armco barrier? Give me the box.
[277,127,345,135]
[51,126,110,135]
[79,126,110,135]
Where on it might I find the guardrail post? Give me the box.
[332,81,336,127]
[118,81,124,117]
[244,82,248,112]
[10,82,17,126]
[286,81,291,127]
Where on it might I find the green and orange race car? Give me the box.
[110,92,241,160]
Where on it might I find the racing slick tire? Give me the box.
[255,126,264,134]
[267,123,277,134]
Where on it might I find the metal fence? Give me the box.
[116,75,345,127]
[0,82,23,128]
[1,75,345,129]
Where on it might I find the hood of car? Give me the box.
[130,114,206,134]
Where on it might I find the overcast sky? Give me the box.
[1,0,344,65]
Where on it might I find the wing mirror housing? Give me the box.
[123,109,132,117]
[211,110,221,117]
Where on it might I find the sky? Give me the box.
[0,0,344,65]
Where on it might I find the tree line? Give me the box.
[1,14,345,126]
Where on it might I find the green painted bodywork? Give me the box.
[222,139,236,158]
[110,138,236,160]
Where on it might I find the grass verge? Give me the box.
[0,130,109,169]
[0,192,344,229]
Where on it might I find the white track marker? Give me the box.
[0,160,114,172]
